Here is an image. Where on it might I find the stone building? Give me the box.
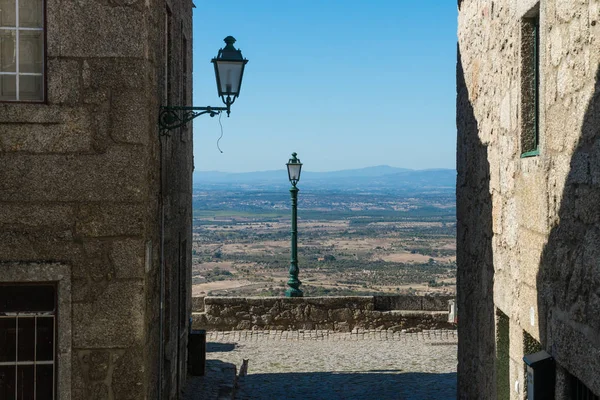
[0,0,193,399]
[457,0,600,399]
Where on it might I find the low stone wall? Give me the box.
[191,296,455,332]
[373,295,453,311]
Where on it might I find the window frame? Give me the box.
[0,0,47,103]
[520,7,541,158]
[0,263,71,400]
[0,283,57,400]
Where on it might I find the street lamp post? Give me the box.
[286,153,303,297]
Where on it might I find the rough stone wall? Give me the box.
[159,0,194,398]
[458,0,600,398]
[0,1,193,399]
[191,296,455,332]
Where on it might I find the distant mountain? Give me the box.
[194,166,456,191]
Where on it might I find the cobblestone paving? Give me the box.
[206,330,457,400]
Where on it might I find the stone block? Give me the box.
[76,204,145,238]
[307,306,328,321]
[508,320,525,364]
[219,307,235,318]
[191,297,205,313]
[550,314,600,396]
[110,90,151,145]
[574,185,600,224]
[58,1,145,58]
[112,348,145,400]
[71,354,88,400]
[509,356,526,400]
[111,239,145,278]
[190,313,207,330]
[516,230,545,286]
[329,308,353,322]
[421,296,454,311]
[87,351,111,382]
[73,280,144,347]
[0,203,75,230]
[47,58,81,104]
[0,107,94,154]
[82,58,148,91]
[494,270,516,314]
[236,320,251,330]
[0,147,148,202]
[88,382,110,400]
[516,170,549,234]
[516,283,541,338]
[0,229,81,263]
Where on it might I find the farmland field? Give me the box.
[192,178,456,297]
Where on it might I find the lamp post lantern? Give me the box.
[159,36,248,134]
[286,152,303,297]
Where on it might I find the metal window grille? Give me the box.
[0,0,45,101]
[571,374,599,400]
[0,284,56,400]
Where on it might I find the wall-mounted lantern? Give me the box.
[159,36,248,134]
[212,36,248,111]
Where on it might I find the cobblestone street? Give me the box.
[205,330,457,400]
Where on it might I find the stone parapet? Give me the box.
[191,296,455,332]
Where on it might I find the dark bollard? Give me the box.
[189,329,206,376]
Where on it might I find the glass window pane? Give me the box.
[0,317,16,362]
[35,365,53,400]
[0,0,16,27]
[18,30,42,73]
[0,366,16,400]
[0,29,16,72]
[18,74,41,101]
[16,317,34,362]
[16,365,33,400]
[19,0,42,28]
[0,285,55,313]
[36,317,53,361]
[0,73,15,99]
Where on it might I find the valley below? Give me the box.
[192,167,456,297]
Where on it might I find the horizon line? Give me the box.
[196,165,457,174]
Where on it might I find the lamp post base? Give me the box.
[285,287,303,297]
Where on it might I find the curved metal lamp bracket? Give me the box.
[159,105,229,136]
[158,96,235,136]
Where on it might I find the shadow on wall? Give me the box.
[456,46,496,399]
[237,371,457,400]
[537,64,600,396]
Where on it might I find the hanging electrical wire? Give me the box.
[217,111,224,153]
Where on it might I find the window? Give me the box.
[0,284,56,400]
[570,373,599,400]
[0,0,44,101]
[496,309,510,400]
[521,7,540,157]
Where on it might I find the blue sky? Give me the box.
[192,1,457,172]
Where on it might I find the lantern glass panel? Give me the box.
[215,61,244,96]
[287,163,302,183]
